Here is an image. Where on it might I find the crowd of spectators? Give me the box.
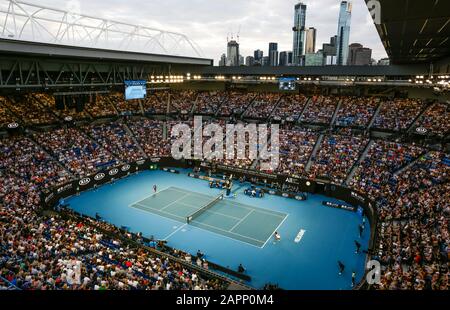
[413,103,450,137]
[371,151,449,290]
[34,128,117,178]
[110,93,142,115]
[142,92,168,115]
[273,127,318,176]
[335,97,380,128]
[244,93,281,119]
[271,94,308,121]
[309,134,369,184]
[0,137,71,188]
[300,96,338,125]
[128,119,172,157]
[217,92,256,117]
[217,120,261,169]
[350,141,425,202]
[195,92,228,115]
[4,95,58,125]
[373,98,423,131]
[85,95,118,118]
[35,93,91,121]
[0,97,18,128]
[84,122,146,162]
[3,92,448,136]
[0,189,227,290]
[0,90,449,290]
[170,91,198,114]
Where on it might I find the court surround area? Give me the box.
[65,169,370,290]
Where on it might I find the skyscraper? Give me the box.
[269,42,279,66]
[305,27,317,54]
[305,51,324,66]
[347,43,372,66]
[287,51,294,65]
[292,2,307,65]
[239,55,245,66]
[279,51,294,66]
[323,36,337,65]
[279,51,288,66]
[226,40,239,66]
[219,53,227,67]
[336,1,352,65]
[254,49,264,65]
[245,56,255,66]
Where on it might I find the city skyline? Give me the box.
[221,0,385,66]
[217,0,386,65]
[32,0,388,64]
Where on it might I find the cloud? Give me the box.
[34,0,388,63]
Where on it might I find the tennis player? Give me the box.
[274,231,281,242]
[153,184,157,194]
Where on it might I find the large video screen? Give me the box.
[279,78,297,91]
[124,80,147,100]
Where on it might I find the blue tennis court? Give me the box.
[64,169,370,290]
[129,186,288,248]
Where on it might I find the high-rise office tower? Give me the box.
[279,51,294,66]
[219,53,227,67]
[254,49,264,65]
[226,40,240,66]
[323,36,337,56]
[279,51,288,66]
[245,56,255,66]
[305,27,317,54]
[348,43,372,66]
[322,36,337,65]
[336,1,352,65]
[239,55,245,66]
[292,2,307,65]
[305,51,324,66]
[287,51,294,65]
[269,42,279,66]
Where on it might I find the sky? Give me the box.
[32,0,388,64]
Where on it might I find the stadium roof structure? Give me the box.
[367,0,450,65]
[0,39,212,90]
[0,0,203,59]
[0,38,213,66]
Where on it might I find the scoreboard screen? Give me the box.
[279,78,297,91]
[124,80,147,100]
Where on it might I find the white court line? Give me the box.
[160,192,193,212]
[261,214,290,249]
[221,199,287,219]
[129,203,185,224]
[177,201,243,221]
[163,224,187,241]
[170,187,199,194]
[229,210,255,232]
[188,222,265,249]
[134,203,186,222]
[127,186,173,208]
[171,197,286,249]
[184,191,287,220]
[191,219,266,244]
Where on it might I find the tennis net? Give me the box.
[186,193,224,224]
